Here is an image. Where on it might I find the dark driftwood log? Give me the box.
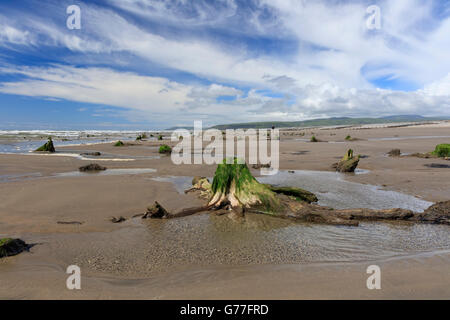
[146,197,450,227]
[170,205,213,218]
[249,196,450,226]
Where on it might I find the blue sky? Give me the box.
[0,0,449,129]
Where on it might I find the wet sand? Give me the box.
[0,122,449,299]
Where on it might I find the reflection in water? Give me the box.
[58,170,443,276]
[141,212,450,267]
[155,170,432,212]
[258,170,432,212]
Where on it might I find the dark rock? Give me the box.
[57,221,83,225]
[0,238,29,258]
[143,201,170,219]
[81,152,101,156]
[424,163,450,169]
[79,163,107,172]
[291,151,309,155]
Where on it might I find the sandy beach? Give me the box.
[0,122,449,299]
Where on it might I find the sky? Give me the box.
[0,0,450,129]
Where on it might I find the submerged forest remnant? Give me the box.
[145,159,450,226]
[406,144,450,159]
[0,238,29,258]
[388,149,401,157]
[432,144,450,158]
[136,133,148,141]
[332,149,360,172]
[35,137,55,152]
[159,144,172,154]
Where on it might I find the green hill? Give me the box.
[210,115,448,130]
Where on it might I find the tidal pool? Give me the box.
[56,212,450,278]
[258,170,432,212]
[18,170,449,277]
[154,170,432,212]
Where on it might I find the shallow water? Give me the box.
[0,168,158,182]
[54,168,157,177]
[0,130,150,154]
[151,176,194,194]
[155,170,432,212]
[0,138,119,154]
[258,170,432,212]
[0,172,43,183]
[65,170,437,275]
[46,212,450,277]
[56,150,160,161]
[5,169,448,277]
[368,135,450,141]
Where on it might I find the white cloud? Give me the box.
[0,0,449,125]
[0,65,192,112]
[0,24,32,46]
[421,73,450,97]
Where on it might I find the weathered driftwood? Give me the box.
[142,201,212,219]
